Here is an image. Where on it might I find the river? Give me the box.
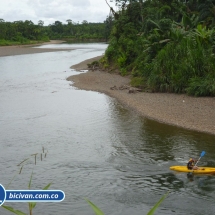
[0,43,215,215]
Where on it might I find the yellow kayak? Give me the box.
[170,166,215,174]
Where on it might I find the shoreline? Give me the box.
[1,44,214,136]
[68,56,215,136]
[0,40,70,57]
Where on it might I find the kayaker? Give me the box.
[187,158,199,170]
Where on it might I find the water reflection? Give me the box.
[104,96,215,214]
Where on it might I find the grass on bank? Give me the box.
[0,38,49,46]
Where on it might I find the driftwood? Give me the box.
[110,85,142,93]
[128,87,142,93]
[110,85,130,90]
[110,85,118,90]
[119,85,130,90]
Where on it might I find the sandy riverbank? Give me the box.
[0,40,70,57]
[68,56,215,136]
[1,43,214,135]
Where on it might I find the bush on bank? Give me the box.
[103,0,215,97]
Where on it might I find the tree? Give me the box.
[66,19,73,24]
[38,20,44,27]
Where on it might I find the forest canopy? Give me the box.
[0,18,113,45]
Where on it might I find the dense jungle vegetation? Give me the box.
[103,0,215,96]
[0,18,113,45]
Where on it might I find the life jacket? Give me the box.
[187,158,195,170]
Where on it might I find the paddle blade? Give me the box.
[200,151,206,157]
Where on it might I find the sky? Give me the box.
[0,0,116,25]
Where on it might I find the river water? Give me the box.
[0,43,215,215]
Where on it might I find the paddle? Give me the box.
[194,151,206,168]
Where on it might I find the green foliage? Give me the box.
[105,43,118,61]
[130,77,147,89]
[117,54,127,68]
[0,20,49,44]
[1,206,27,215]
[0,39,21,46]
[84,198,105,215]
[119,67,128,76]
[144,34,215,94]
[104,0,215,96]
[48,20,108,41]
[0,19,110,45]
[186,76,215,96]
[147,192,168,215]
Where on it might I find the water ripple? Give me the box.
[1,44,215,215]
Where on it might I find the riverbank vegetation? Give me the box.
[0,19,49,45]
[49,19,113,41]
[0,18,113,46]
[103,0,215,96]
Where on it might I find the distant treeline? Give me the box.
[102,0,215,97]
[0,18,113,45]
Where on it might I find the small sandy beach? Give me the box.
[0,40,69,57]
[68,56,215,136]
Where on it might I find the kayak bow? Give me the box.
[170,166,215,174]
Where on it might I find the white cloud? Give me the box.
[0,0,35,22]
[0,0,115,25]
